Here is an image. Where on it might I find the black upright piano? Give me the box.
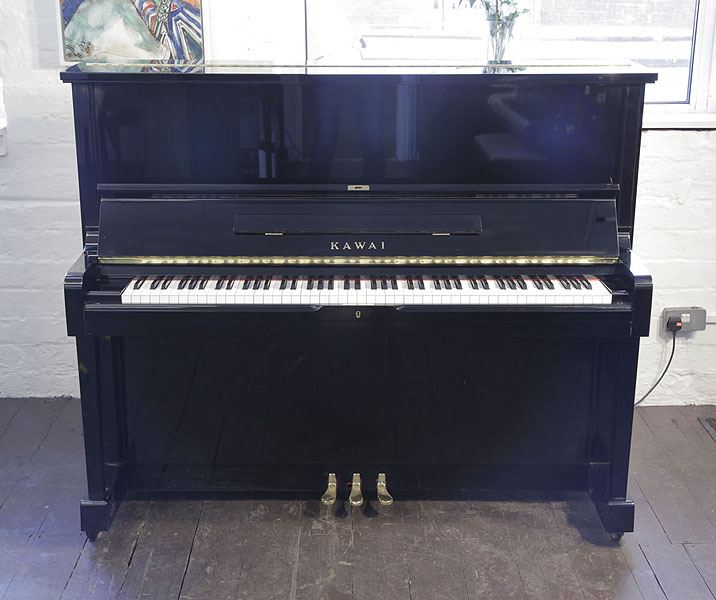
[61,61,657,541]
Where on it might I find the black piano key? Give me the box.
[280,276,288,291]
[162,277,173,290]
[432,276,441,290]
[542,275,554,290]
[579,275,592,289]
[226,276,236,290]
[417,275,425,290]
[133,276,147,290]
[452,276,462,290]
[178,275,190,290]
[569,277,582,290]
[328,276,334,290]
[468,276,478,290]
[478,276,489,290]
[371,277,378,290]
[290,276,298,290]
[354,276,361,290]
[380,277,388,290]
[150,276,163,290]
[504,276,516,290]
[243,276,253,290]
[253,276,263,290]
[344,276,350,290]
[559,277,571,290]
[495,276,506,290]
[515,275,527,290]
[391,276,398,290]
[307,276,314,291]
[188,276,200,290]
[317,277,324,290]
[216,275,226,290]
[407,276,415,290]
[531,276,544,290]
[263,275,272,290]
[199,275,210,290]
[441,276,452,290]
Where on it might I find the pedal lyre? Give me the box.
[376,472,393,505]
[321,472,337,505]
[349,473,364,507]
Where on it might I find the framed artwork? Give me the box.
[60,0,203,62]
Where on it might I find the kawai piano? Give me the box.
[61,61,656,541]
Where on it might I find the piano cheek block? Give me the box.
[61,64,655,538]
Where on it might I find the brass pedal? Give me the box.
[349,473,364,507]
[321,472,337,505]
[376,472,393,506]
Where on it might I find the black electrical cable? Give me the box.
[634,330,677,407]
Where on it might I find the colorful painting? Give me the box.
[61,0,203,62]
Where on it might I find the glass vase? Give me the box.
[486,19,515,65]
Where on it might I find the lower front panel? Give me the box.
[118,328,596,495]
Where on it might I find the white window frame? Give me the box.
[643,0,716,129]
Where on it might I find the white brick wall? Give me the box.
[634,130,716,405]
[0,2,715,403]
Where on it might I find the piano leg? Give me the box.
[589,337,640,537]
[76,334,125,540]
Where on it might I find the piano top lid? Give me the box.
[60,59,658,84]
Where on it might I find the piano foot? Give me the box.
[591,494,635,536]
[376,472,394,506]
[80,497,118,540]
[349,473,364,507]
[610,532,624,542]
[320,472,338,506]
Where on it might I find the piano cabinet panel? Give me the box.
[81,304,637,338]
[109,332,614,495]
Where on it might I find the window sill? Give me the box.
[642,110,716,130]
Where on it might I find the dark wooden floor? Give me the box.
[1,399,716,599]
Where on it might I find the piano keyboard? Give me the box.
[121,274,612,306]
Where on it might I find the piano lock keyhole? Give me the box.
[355,310,361,319]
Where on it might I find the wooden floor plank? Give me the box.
[0,484,85,600]
[61,500,152,600]
[0,483,63,536]
[401,500,526,599]
[0,399,66,485]
[294,528,353,600]
[179,500,302,600]
[627,481,671,546]
[117,499,203,600]
[640,543,715,600]
[500,498,586,600]
[178,501,251,600]
[551,493,644,600]
[619,541,668,600]
[685,544,716,599]
[2,488,86,600]
[25,400,85,488]
[684,406,716,447]
[352,526,411,600]
[630,413,715,543]
[0,398,26,439]
[403,532,470,600]
[640,407,716,527]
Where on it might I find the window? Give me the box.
[203,0,716,124]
